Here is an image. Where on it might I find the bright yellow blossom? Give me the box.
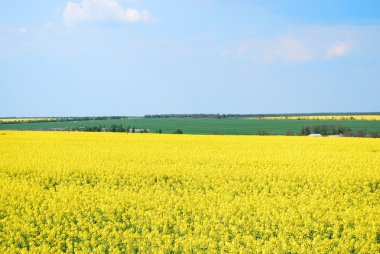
[248,115,380,120]
[0,131,379,253]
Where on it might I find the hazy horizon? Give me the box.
[2,111,380,118]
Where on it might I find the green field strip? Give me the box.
[1,118,380,135]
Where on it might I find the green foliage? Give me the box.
[301,124,380,137]
[301,125,351,136]
[256,130,268,135]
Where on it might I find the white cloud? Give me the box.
[63,0,153,26]
[238,36,312,63]
[274,37,312,62]
[237,25,364,63]
[325,42,351,59]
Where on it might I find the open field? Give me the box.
[0,118,58,123]
[0,131,379,253]
[248,115,380,121]
[1,117,380,135]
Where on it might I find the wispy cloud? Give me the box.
[63,0,153,26]
[237,36,313,63]
[236,25,369,63]
[272,36,312,62]
[325,42,352,59]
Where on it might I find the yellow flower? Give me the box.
[0,131,379,253]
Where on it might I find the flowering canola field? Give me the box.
[248,115,380,121]
[0,131,379,253]
[0,118,57,123]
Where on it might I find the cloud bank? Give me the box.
[63,0,153,26]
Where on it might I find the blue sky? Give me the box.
[1,0,379,116]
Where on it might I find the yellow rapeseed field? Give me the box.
[0,118,56,123]
[0,131,379,253]
[248,115,380,121]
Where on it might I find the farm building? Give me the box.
[308,133,323,137]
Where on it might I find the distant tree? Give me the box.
[303,124,351,136]
[285,130,296,136]
[312,125,321,134]
[173,129,183,134]
[368,133,379,138]
[355,130,367,137]
[256,130,268,135]
[320,125,329,136]
[333,125,350,135]
[301,126,311,135]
